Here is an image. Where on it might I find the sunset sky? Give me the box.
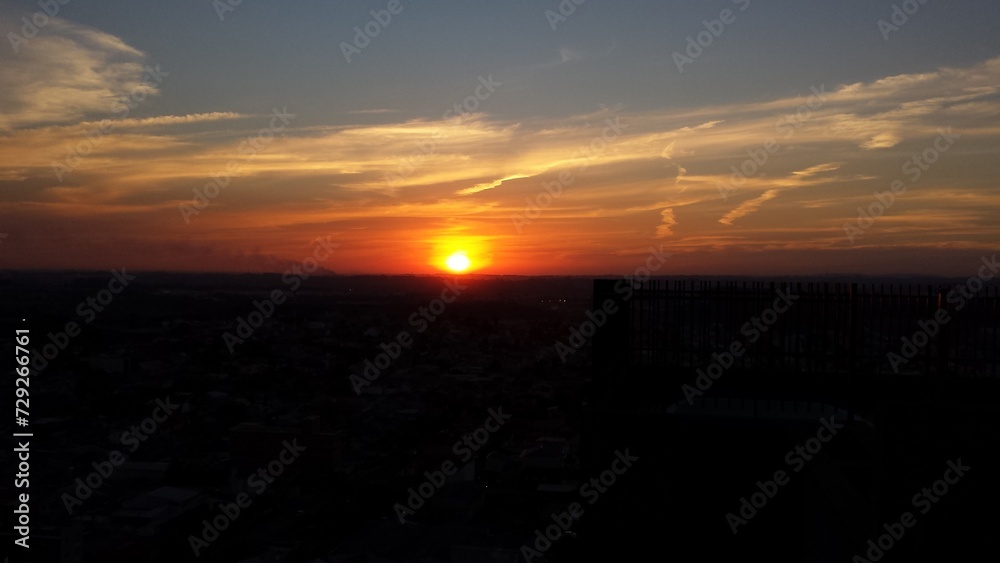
[1,0,998,276]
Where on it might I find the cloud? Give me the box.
[456,174,530,196]
[108,112,248,129]
[661,142,677,160]
[0,18,158,131]
[719,190,780,226]
[718,164,845,226]
[656,208,677,238]
[792,162,842,178]
[1,51,999,273]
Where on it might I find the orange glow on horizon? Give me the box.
[429,234,493,274]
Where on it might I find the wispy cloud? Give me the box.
[719,190,780,226]
[456,174,530,196]
[348,108,400,115]
[1,50,999,273]
[0,18,158,131]
[656,208,677,237]
[792,162,842,178]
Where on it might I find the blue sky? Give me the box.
[23,0,998,123]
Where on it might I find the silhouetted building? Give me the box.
[583,279,999,562]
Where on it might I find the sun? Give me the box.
[428,235,491,274]
[445,251,471,273]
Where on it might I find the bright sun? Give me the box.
[429,236,489,274]
[445,251,471,273]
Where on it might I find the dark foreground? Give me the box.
[1,272,997,562]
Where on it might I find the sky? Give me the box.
[1,0,998,276]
